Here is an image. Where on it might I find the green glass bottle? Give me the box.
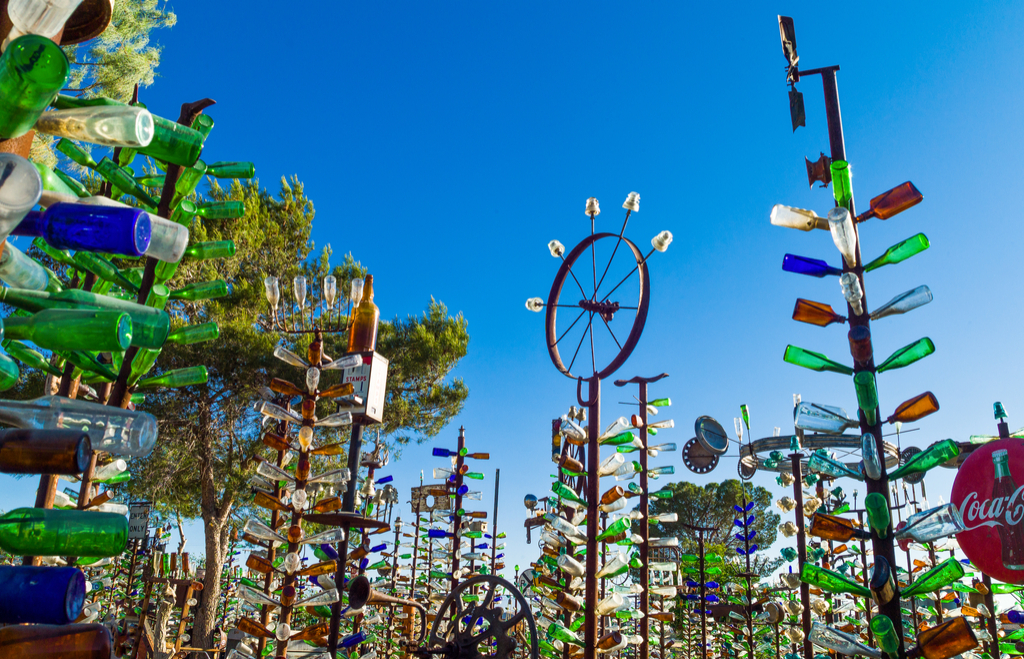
[596,517,631,542]
[0,508,127,556]
[53,168,90,198]
[864,493,891,538]
[166,322,219,345]
[863,233,930,272]
[4,339,61,376]
[55,138,97,169]
[136,365,208,389]
[0,36,70,139]
[464,472,484,480]
[831,160,853,209]
[600,431,637,446]
[807,453,863,481]
[800,563,871,597]
[70,252,139,294]
[185,240,235,260]
[31,241,73,273]
[195,201,245,220]
[552,481,586,505]
[169,280,228,302]
[869,615,900,655]
[33,162,77,197]
[784,345,853,375]
[94,158,158,208]
[61,351,118,381]
[901,558,965,598]
[126,348,160,386]
[5,309,131,352]
[171,159,207,208]
[0,287,170,349]
[889,440,959,482]
[854,371,879,425]
[207,161,255,179]
[876,338,935,373]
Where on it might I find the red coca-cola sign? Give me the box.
[951,438,1024,583]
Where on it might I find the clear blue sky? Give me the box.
[7,1,1024,574]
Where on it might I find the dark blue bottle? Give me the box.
[782,254,843,278]
[0,565,85,624]
[340,631,367,648]
[13,203,152,256]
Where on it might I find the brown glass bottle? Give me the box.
[600,486,625,505]
[596,631,623,651]
[269,377,305,398]
[650,612,675,622]
[263,432,291,452]
[558,452,583,473]
[313,496,343,513]
[0,429,92,475]
[0,623,111,658]
[555,591,582,612]
[347,274,380,353]
[912,616,978,659]
[809,513,870,542]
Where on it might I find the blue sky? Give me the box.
[6,1,1024,575]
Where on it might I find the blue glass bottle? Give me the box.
[0,565,84,624]
[13,203,151,256]
[782,254,843,278]
[340,631,367,648]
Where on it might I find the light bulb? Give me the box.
[323,275,337,307]
[350,278,364,305]
[585,197,600,216]
[275,622,291,641]
[651,230,673,252]
[623,192,640,212]
[305,367,320,394]
[264,276,279,309]
[298,426,313,451]
[548,240,565,258]
[293,276,307,309]
[526,297,544,312]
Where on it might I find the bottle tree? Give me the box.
[771,17,978,659]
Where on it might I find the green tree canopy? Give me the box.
[651,479,783,579]
[120,175,469,647]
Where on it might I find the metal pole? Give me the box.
[819,66,906,657]
[638,380,650,659]
[789,453,813,659]
[451,427,466,591]
[328,421,364,656]
[583,376,600,659]
[491,468,500,574]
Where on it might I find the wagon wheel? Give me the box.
[426,575,539,659]
[544,232,651,380]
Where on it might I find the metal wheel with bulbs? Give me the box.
[527,194,672,380]
[419,575,539,659]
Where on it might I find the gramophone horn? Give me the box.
[348,575,427,645]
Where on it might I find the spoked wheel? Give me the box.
[426,575,539,659]
[545,232,651,380]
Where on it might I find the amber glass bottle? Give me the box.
[347,274,380,353]
[0,623,110,658]
[0,429,91,475]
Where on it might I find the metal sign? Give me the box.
[128,503,152,540]
[342,351,390,423]
[410,484,452,513]
[951,438,1024,583]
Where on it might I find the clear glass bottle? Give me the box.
[0,395,157,457]
[34,105,153,148]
